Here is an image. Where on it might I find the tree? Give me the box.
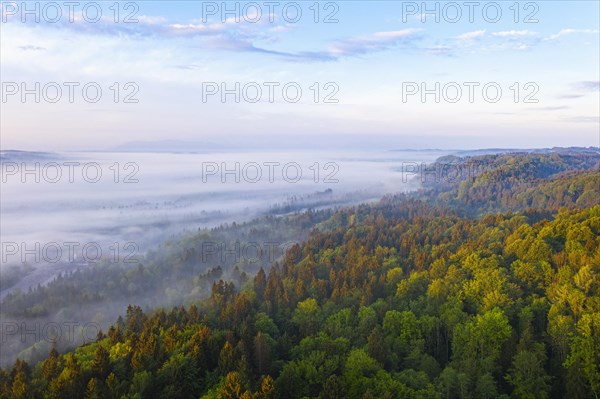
[437,366,459,399]
[343,349,381,398]
[324,308,354,340]
[125,305,146,336]
[319,375,345,399]
[157,353,200,399]
[92,345,110,380]
[506,346,552,399]
[292,298,320,336]
[84,378,102,399]
[219,341,235,374]
[105,373,120,399]
[452,308,512,377]
[255,268,267,301]
[474,373,498,399]
[48,354,83,399]
[566,357,590,399]
[129,371,153,398]
[565,312,600,399]
[220,371,246,399]
[255,312,279,338]
[357,306,377,342]
[383,310,423,362]
[259,375,276,399]
[367,326,389,367]
[11,368,30,399]
[254,332,272,375]
[0,367,10,397]
[41,347,60,381]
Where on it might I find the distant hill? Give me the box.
[0,150,63,163]
[418,152,600,214]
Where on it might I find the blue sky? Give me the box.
[1,1,599,150]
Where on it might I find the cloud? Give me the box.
[327,29,423,57]
[573,81,600,91]
[172,64,204,70]
[18,45,46,51]
[448,29,541,54]
[217,29,425,62]
[425,46,454,57]
[269,25,292,33]
[163,22,227,36]
[1,9,282,51]
[557,94,584,100]
[3,9,424,62]
[455,30,486,41]
[532,106,571,111]
[559,81,600,99]
[563,116,600,123]
[448,27,596,53]
[492,30,537,38]
[546,29,600,40]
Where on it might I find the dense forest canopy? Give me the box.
[1,151,599,398]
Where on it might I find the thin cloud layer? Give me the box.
[546,28,600,40]
[573,81,600,91]
[4,7,598,62]
[455,30,486,41]
[492,30,537,38]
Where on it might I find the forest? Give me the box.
[0,151,599,398]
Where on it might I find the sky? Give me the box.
[1,0,599,150]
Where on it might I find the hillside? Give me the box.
[420,152,599,214]
[1,151,599,399]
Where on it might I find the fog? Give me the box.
[1,149,444,265]
[0,148,446,366]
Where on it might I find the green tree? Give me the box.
[474,373,498,399]
[293,298,320,336]
[157,353,200,399]
[92,345,110,380]
[506,346,551,399]
[452,308,512,377]
[105,372,120,399]
[129,370,153,398]
[343,349,381,398]
[565,312,600,399]
[319,375,345,399]
[48,354,83,399]
[367,326,389,367]
[254,332,272,375]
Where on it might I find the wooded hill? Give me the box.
[1,151,598,399]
